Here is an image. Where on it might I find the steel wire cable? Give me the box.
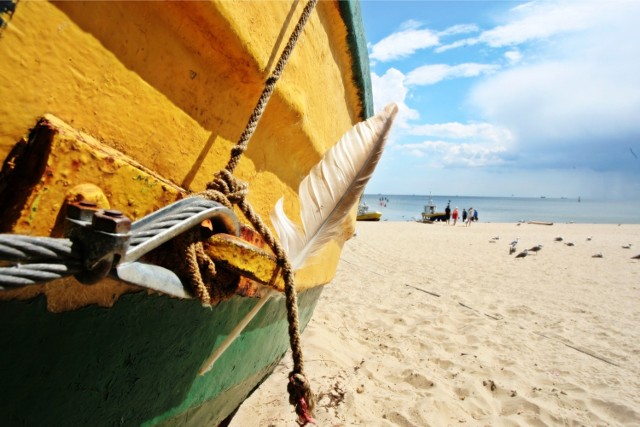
[0,198,234,288]
[0,262,82,288]
[0,234,76,263]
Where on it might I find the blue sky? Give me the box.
[359,0,640,199]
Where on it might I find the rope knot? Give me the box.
[288,372,316,426]
[206,169,248,205]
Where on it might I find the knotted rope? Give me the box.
[174,1,318,424]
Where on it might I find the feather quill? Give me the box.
[271,103,398,269]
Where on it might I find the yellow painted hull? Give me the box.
[0,1,374,425]
[0,0,372,304]
[357,212,382,221]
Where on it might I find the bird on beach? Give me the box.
[554,237,563,242]
[592,252,603,258]
[528,244,543,254]
[515,249,528,258]
[631,254,640,260]
[509,238,518,254]
[622,243,633,249]
[565,242,575,247]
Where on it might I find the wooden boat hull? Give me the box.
[0,0,373,424]
[357,212,382,221]
[421,212,447,222]
[0,287,322,426]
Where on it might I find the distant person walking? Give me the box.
[452,207,459,225]
[462,209,467,223]
[445,202,451,225]
[473,208,478,222]
[466,207,474,226]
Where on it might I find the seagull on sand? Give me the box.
[515,249,528,258]
[631,254,640,260]
[509,238,518,254]
[592,252,603,258]
[622,243,633,249]
[528,244,543,254]
[554,236,563,242]
[565,242,575,247]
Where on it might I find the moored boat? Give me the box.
[357,203,382,221]
[0,1,395,425]
[419,195,447,222]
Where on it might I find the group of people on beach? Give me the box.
[445,202,477,226]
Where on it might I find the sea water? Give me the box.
[361,194,640,224]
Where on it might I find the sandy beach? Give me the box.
[231,221,640,426]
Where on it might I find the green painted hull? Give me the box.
[0,286,323,426]
[0,0,373,425]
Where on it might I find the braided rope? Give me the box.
[177,1,319,423]
[225,0,318,175]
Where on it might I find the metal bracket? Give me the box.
[65,202,132,285]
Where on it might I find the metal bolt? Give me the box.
[92,209,132,234]
[103,209,124,218]
[67,200,99,222]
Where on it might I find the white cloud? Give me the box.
[504,50,522,65]
[369,23,439,62]
[478,0,605,47]
[432,1,620,54]
[405,63,499,86]
[468,0,640,175]
[398,140,508,167]
[399,19,422,31]
[435,38,479,53]
[393,121,512,168]
[408,122,514,144]
[364,0,640,198]
[371,68,419,129]
[437,24,479,37]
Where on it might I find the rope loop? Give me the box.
[174,231,215,305]
[191,0,318,419]
[206,169,249,206]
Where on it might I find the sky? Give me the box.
[359,0,640,199]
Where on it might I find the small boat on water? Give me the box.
[357,203,382,221]
[419,195,447,222]
[0,1,397,425]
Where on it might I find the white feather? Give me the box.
[271,103,398,269]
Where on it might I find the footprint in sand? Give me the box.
[383,410,416,427]
[589,398,640,425]
[402,369,435,389]
[430,357,454,370]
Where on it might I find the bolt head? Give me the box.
[67,201,99,222]
[92,209,131,234]
[103,209,124,218]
